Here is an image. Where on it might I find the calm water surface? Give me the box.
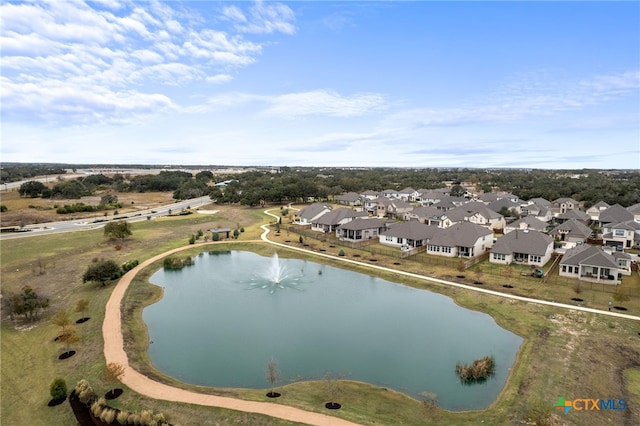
[145,251,522,410]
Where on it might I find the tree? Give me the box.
[103,220,132,240]
[49,378,68,402]
[58,327,80,353]
[83,259,122,286]
[75,299,90,321]
[103,362,125,400]
[266,359,281,397]
[18,180,47,198]
[99,194,118,206]
[51,310,71,336]
[9,286,49,321]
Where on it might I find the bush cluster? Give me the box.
[456,355,495,383]
[163,256,194,270]
[56,203,98,214]
[122,259,139,272]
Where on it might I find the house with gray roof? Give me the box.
[398,187,420,202]
[504,216,549,234]
[552,197,579,216]
[559,245,624,284]
[294,203,332,225]
[586,201,610,221]
[311,208,368,233]
[598,204,634,226]
[488,198,521,216]
[403,206,442,224]
[520,201,553,222]
[379,221,440,249]
[336,218,391,242]
[490,229,554,266]
[529,197,552,207]
[627,203,640,222]
[549,219,593,244]
[426,222,493,258]
[446,202,506,230]
[556,209,590,224]
[336,192,364,207]
[602,220,640,250]
[417,189,449,205]
[360,190,381,200]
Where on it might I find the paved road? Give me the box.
[0,196,212,240]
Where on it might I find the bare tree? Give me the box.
[266,359,281,398]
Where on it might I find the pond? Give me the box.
[144,251,522,411]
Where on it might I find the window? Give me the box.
[530,255,541,263]
[442,246,451,253]
[562,265,566,272]
[614,229,625,237]
[493,253,505,261]
[385,235,393,242]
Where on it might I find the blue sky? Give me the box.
[1,1,639,169]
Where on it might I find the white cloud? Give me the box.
[263,90,386,118]
[0,0,296,125]
[223,0,296,35]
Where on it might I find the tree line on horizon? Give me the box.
[13,167,640,209]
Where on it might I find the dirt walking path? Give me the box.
[103,242,360,426]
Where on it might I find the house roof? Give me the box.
[553,197,579,205]
[599,204,634,224]
[407,206,441,219]
[550,219,592,239]
[627,203,640,214]
[560,245,619,269]
[528,197,552,207]
[337,217,390,231]
[381,221,440,240]
[297,203,331,220]
[429,222,493,247]
[399,187,417,194]
[477,192,500,203]
[336,192,362,203]
[507,216,548,232]
[312,208,367,225]
[361,190,380,197]
[492,229,553,256]
[588,201,610,210]
[453,201,503,220]
[557,209,590,221]
[606,220,640,232]
[487,198,519,213]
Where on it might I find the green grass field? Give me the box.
[2,205,639,425]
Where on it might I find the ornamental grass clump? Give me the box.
[455,355,495,383]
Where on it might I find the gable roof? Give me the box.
[337,217,390,231]
[336,192,363,203]
[553,197,579,205]
[599,204,634,224]
[550,218,593,239]
[452,201,503,220]
[381,221,440,240]
[528,197,552,207]
[429,222,493,247]
[627,203,640,215]
[507,216,548,232]
[399,187,417,194]
[492,230,553,256]
[297,203,331,220]
[408,206,441,219]
[312,208,367,225]
[557,209,590,221]
[487,198,519,213]
[588,201,610,210]
[561,245,619,269]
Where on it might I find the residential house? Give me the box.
[379,221,439,249]
[336,192,364,207]
[381,188,400,199]
[559,245,623,284]
[397,187,419,202]
[520,201,553,222]
[403,205,441,224]
[488,198,521,216]
[552,197,579,216]
[598,204,634,226]
[417,188,449,205]
[360,190,380,200]
[311,208,368,233]
[504,216,549,234]
[447,202,506,230]
[586,201,610,221]
[627,203,640,222]
[529,197,552,208]
[490,229,554,266]
[426,222,494,258]
[476,192,500,204]
[294,203,332,225]
[549,219,592,244]
[555,209,590,225]
[602,220,640,250]
[336,218,391,242]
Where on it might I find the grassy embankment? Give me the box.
[2,204,639,425]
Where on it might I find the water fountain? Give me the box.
[247,253,303,294]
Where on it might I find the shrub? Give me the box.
[0,205,7,212]
[212,232,220,241]
[114,244,122,251]
[338,249,345,257]
[188,234,196,245]
[49,377,67,401]
[122,259,139,272]
[100,407,116,424]
[240,227,245,232]
[75,379,97,405]
[163,256,194,270]
[456,355,495,383]
[233,229,240,239]
[299,235,304,244]
[116,410,130,425]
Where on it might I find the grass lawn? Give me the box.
[2,204,639,426]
